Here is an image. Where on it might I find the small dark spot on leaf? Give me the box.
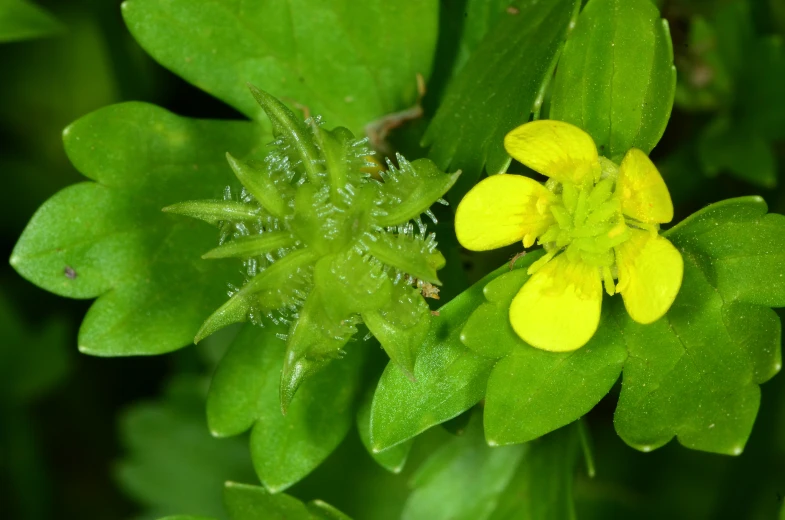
[507,6,520,14]
[64,265,77,279]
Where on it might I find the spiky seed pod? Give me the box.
[164,86,460,411]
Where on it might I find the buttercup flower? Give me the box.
[455,120,683,352]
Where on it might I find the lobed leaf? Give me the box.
[10,102,267,355]
[614,197,785,455]
[207,322,366,492]
[550,0,676,160]
[460,255,626,446]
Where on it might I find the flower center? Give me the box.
[528,158,652,296]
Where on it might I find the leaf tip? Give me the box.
[77,344,96,355]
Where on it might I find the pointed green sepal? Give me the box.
[202,231,297,259]
[373,158,460,228]
[225,152,290,218]
[162,200,261,225]
[195,248,316,342]
[365,232,443,285]
[280,289,354,413]
[247,84,323,184]
[313,126,355,197]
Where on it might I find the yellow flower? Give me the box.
[455,120,683,352]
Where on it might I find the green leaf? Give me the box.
[117,376,255,520]
[356,385,412,474]
[698,116,777,188]
[737,36,785,141]
[402,413,526,520]
[0,0,63,43]
[460,258,626,446]
[452,0,515,75]
[158,516,217,520]
[483,318,626,446]
[614,197,785,455]
[122,0,438,135]
[0,291,70,404]
[550,0,676,160]
[10,102,267,355]
[422,0,580,197]
[223,482,350,520]
[307,500,352,520]
[369,268,506,451]
[487,426,580,520]
[373,158,460,229]
[362,284,431,378]
[206,322,366,492]
[369,254,548,451]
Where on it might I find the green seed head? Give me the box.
[164,86,460,410]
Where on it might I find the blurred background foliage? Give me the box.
[0,0,784,518]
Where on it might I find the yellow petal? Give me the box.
[616,229,683,324]
[455,173,554,251]
[504,120,601,185]
[617,148,674,224]
[509,254,602,352]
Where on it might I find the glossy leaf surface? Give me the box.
[422,0,580,197]
[550,0,676,160]
[122,0,438,135]
[615,197,785,454]
[207,322,366,492]
[10,103,266,355]
[223,482,349,520]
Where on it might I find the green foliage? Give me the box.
[122,0,438,136]
[422,0,581,198]
[0,292,69,404]
[549,0,676,161]
[402,416,580,520]
[11,103,266,356]
[154,481,350,520]
[369,259,512,451]
[356,386,412,474]
[677,0,785,187]
[0,0,62,43]
[372,198,784,456]
[222,481,350,520]
[6,0,785,517]
[117,376,255,520]
[615,197,784,454]
[207,322,366,492]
